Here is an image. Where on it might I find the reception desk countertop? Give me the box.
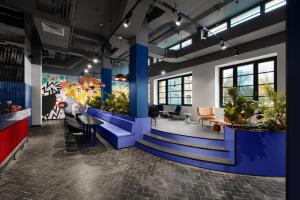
[0,109,31,131]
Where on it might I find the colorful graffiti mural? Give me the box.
[42,73,103,120]
[112,81,129,97]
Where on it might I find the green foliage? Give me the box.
[257,85,286,132]
[102,92,129,114]
[86,95,102,109]
[224,87,257,128]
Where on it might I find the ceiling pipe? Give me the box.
[95,0,143,56]
[153,0,239,54]
[67,0,78,55]
[149,24,175,43]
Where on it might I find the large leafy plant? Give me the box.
[224,87,257,129]
[257,85,286,132]
[86,94,102,109]
[102,92,129,114]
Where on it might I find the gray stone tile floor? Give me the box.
[0,120,285,200]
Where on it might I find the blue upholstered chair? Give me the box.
[168,105,182,119]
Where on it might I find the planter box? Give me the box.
[224,126,286,176]
[87,107,151,149]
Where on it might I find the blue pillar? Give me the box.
[101,68,112,101]
[129,43,148,118]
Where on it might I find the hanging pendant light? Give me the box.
[114,74,127,81]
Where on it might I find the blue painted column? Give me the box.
[101,57,112,101]
[129,43,148,118]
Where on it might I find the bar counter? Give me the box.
[0,109,31,169]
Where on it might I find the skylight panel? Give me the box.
[208,22,227,37]
[230,6,261,27]
[169,44,180,50]
[265,0,286,13]
[181,39,192,48]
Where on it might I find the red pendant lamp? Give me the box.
[114,74,127,81]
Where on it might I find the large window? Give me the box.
[220,57,276,106]
[265,0,286,13]
[208,22,228,37]
[230,6,261,27]
[158,74,192,106]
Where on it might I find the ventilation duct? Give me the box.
[33,11,70,51]
[41,22,65,37]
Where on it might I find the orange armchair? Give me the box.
[197,107,216,126]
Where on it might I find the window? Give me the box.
[158,74,192,106]
[208,22,228,37]
[181,39,192,48]
[148,58,150,66]
[158,80,166,104]
[230,6,261,27]
[168,77,182,105]
[153,57,158,64]
[265,0,286,13]
[184,75,192,105]
[220,57,276,107]
[169,44,180,50]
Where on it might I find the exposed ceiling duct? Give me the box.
[33,11,70,51]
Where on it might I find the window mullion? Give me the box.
[254,62,259,100]
[166,80,168,105]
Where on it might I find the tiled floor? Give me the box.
[153,118,224,140]
[0,120,285,200]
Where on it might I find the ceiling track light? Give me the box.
[200,28,207,40]
[220,40,227,50]
[234,49,239,56]
[93,57,99,64]
[87,64,92,69]
[175,14,183,26]
[84,69,89,74]
[123,17,131,28]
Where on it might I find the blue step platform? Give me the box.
[87,108,151,149]
[136,126,286,177]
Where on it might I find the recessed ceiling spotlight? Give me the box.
[93,57,99,64]
[84,69,89,73]
[220,40,227,50]
[161,70,166,75]
[118,36,123,40]
[87,64,92,69]
[99,23,103,27]
[175,15,183,26]
[123,18,130,28]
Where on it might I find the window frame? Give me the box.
[219,57,277,107]
[158,73,192,106]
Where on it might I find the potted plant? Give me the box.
[222,86,286,177]
[224,87,257,129]
[256,85,286,132]
[102,92,129,115]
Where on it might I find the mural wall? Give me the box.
[112,81,129,97]
[42,73,103,120]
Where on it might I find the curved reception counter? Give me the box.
[0,109,31,170]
